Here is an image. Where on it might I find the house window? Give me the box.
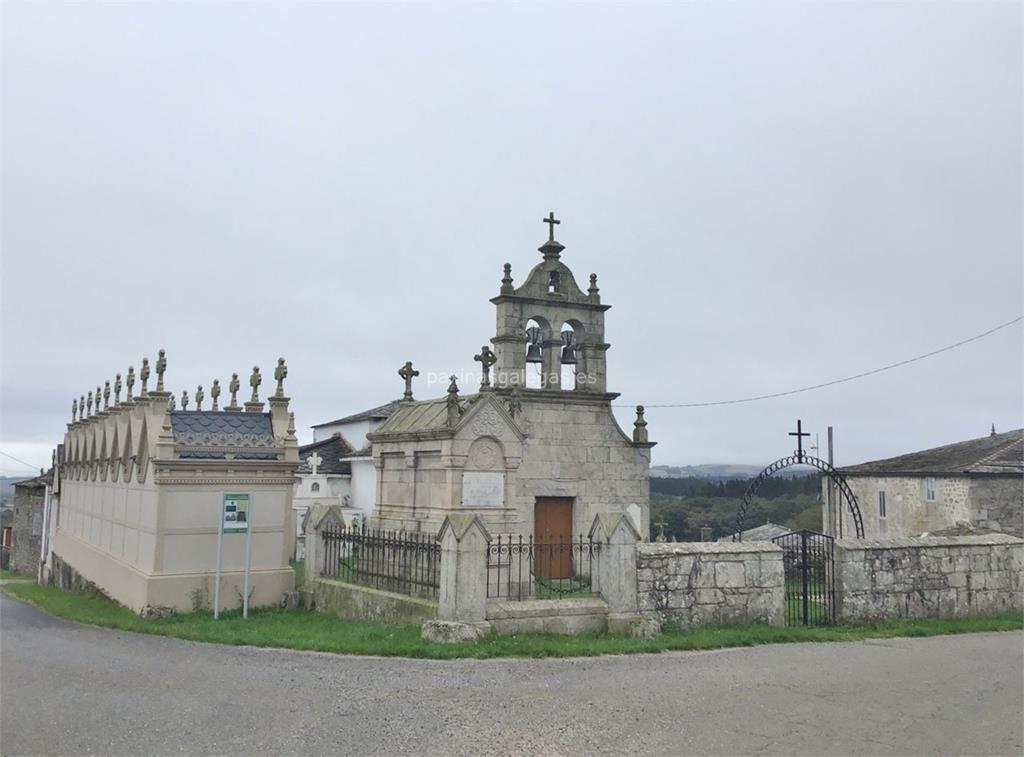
[878,490,887,519]
[311,482,320,493]
[925,477,937,502]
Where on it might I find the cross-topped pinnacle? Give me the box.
[789,419,810,460]
[306,452,323,475]
[542,212,560,242]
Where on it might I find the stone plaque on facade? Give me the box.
[462,471,504,508]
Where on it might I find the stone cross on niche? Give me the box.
[789,419,810,461]
[474,346,497,389]
[306,452,323,475]
[398,361,419,401]
[542,211,560,242]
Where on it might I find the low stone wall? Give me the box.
[835,534,1023,621]
[486,597,608,635]
[310,577,437,624]
[636,542,784,628]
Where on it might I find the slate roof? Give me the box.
[839,429,1024,476]
[371,395,483,436]
[170,411,278,459]
[298,435,354,475]
[718,522,792,542]
[311,400,403,429]
[13,470,52,489]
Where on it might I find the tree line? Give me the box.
[649,474,822,542]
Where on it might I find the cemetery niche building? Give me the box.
[367,215,655,540]
[52,352,300,614]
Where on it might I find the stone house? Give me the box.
[825,428,1023,539]
[368,219,655,539]
[11,470,51,575]
[54,354,300,613]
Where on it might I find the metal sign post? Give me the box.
[213,499,225,620]
[242,498,253,619]
[216,492,251,620]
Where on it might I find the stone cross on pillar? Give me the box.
[103,381,111,410]
[398,361,419,402]
[274,358,288,398]
[228,373,240,408]
[113,374,122,405]
[474,346,497,390]
[126,367,135,401]
[249,366,261,403]
[306,452,323,475]
[139,358,150,396]
[155,349,167,392]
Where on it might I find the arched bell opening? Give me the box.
[558,320,584,391]
[524,316,549,389]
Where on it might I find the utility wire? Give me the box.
[626,315,1023,409]
[0,449,45,472]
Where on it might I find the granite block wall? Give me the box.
[636,542,784,628]
[834,534,1023,621]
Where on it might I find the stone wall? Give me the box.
[970,477,1024,538]
[834,534,1023,621]
[11,480,46,575]
[636,542,784,628]
[310,576,437,624]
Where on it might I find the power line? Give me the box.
[0,449,45,472]
[625,315,1023,409]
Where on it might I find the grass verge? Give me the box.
[0,568,32,580]
[3,581,1020,660]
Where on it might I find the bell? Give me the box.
[559,330,577,365]
[526,343,544,364]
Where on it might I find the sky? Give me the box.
[2,1,1021,476]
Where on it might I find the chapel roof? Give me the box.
[370,394,485,436]
[170,411,278,459]
[13,469,52,489]
[838,429,1024,477]
[298,435,354,475]
[310,400,403,429]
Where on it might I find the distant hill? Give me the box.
[651,464,764,480]
[651,464,819,480]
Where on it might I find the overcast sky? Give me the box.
[2,2,1021,476]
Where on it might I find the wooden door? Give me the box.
[534,497,573,579]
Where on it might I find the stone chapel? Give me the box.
[368,215,654,539]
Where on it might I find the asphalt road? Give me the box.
[1,593,1021,757]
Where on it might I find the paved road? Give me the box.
[1,594,1021,756]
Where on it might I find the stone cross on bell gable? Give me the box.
[542,211,560,242]
[398,361,419,401]
[306,452,323,475]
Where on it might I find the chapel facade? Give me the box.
[368,216,654,539]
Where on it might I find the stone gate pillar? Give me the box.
[436,514,491,624]
[589,511,646,634]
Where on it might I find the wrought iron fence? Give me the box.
[320,525,440,599]
[772,528,835,626]
[486,534,600,601]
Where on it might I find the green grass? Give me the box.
[3,581,1021,660]
[0,568,32,580]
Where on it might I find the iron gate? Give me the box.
[771,529,835,626]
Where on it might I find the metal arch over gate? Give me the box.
[734,420,865,540]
